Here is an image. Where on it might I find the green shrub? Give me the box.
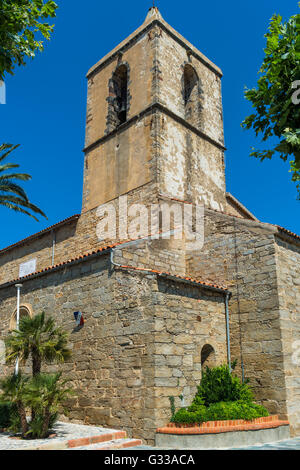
[0,402,20,431]
[171,363,269,425]
[172,401,269,424]
[205,401,269,421]
[0,403,12,429]
[171,405,208,424]
[194,363,253,406]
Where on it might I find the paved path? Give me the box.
[0,422,123,450]
[1,422,299,450]
[127,437,300,451]
[230,437,300,450]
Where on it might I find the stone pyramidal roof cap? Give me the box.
[144,6,163,23]
[87,7,222,78]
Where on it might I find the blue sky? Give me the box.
[0,0,299,249]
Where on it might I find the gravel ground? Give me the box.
[0,422,120,450]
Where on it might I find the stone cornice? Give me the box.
[83,102,226,154]
[86,19,222,80]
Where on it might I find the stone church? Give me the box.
[0,7,299,445]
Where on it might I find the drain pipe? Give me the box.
[110,247,123,269]
[225,291,232,373]
[15,283,23,375]
[51,229,56,266]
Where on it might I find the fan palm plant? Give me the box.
[5,312,72,377]
[23,372,73,439]
[0,373,29,437]
[0,143,47,221]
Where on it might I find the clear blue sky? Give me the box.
[0,0,299,249]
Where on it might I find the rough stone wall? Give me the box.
[152,276,227,430]
[275,237,300,436]
[83,19,226,214]
[157,113,226,211]
[0,220,78,285]
[83,116,154,211]
[85,32,154,148]
[0,181,190,286]
[112,238,186,277]
[187,210,289,420]
[0,255,227,444]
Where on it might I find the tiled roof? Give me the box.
[276,225,300,241]
[0,242,227,295]
[117,264,229,293]
[0,214,80,255]
[1,243,119,287]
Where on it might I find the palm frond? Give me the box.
[0,144,20,163]
[0,143,47,220]
[0,173,32,182]
[0,200,40,221]
[0,182,30,201]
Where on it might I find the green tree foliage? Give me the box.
[0,0,58,80]
[5,312,72,377]
[0,143,47,221]
[242,3,300,196]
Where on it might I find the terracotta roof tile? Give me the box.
[0,214,80,255]
[276,225,300,241]
[0,240,228,295]
[117,264,228,292]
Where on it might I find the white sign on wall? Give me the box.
[19,258,37,278]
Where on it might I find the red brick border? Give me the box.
[67,430,127,448]
[156,416,290,435]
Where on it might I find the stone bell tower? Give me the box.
[82,7,227,214]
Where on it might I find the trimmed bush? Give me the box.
[171,363,269,424]
[172,401,269,424]
[195,363,253,406]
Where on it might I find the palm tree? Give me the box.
[5,312,72,377]
[0,143,47,221]
[0,373,29,437]
[23,372,73,439]
[3,314,73,437]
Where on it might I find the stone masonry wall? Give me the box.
[187,210,289,421]
[157,112,226,211]
[0,180,192,286]
[0,219,78,285]
[0,254,227,444]
[157,28,224,146]
[275,237,300,436]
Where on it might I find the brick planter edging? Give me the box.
[68,431,126,448]
[156,415,290,435]
[24,430,128,450]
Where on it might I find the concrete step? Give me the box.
[69,438,143,450]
